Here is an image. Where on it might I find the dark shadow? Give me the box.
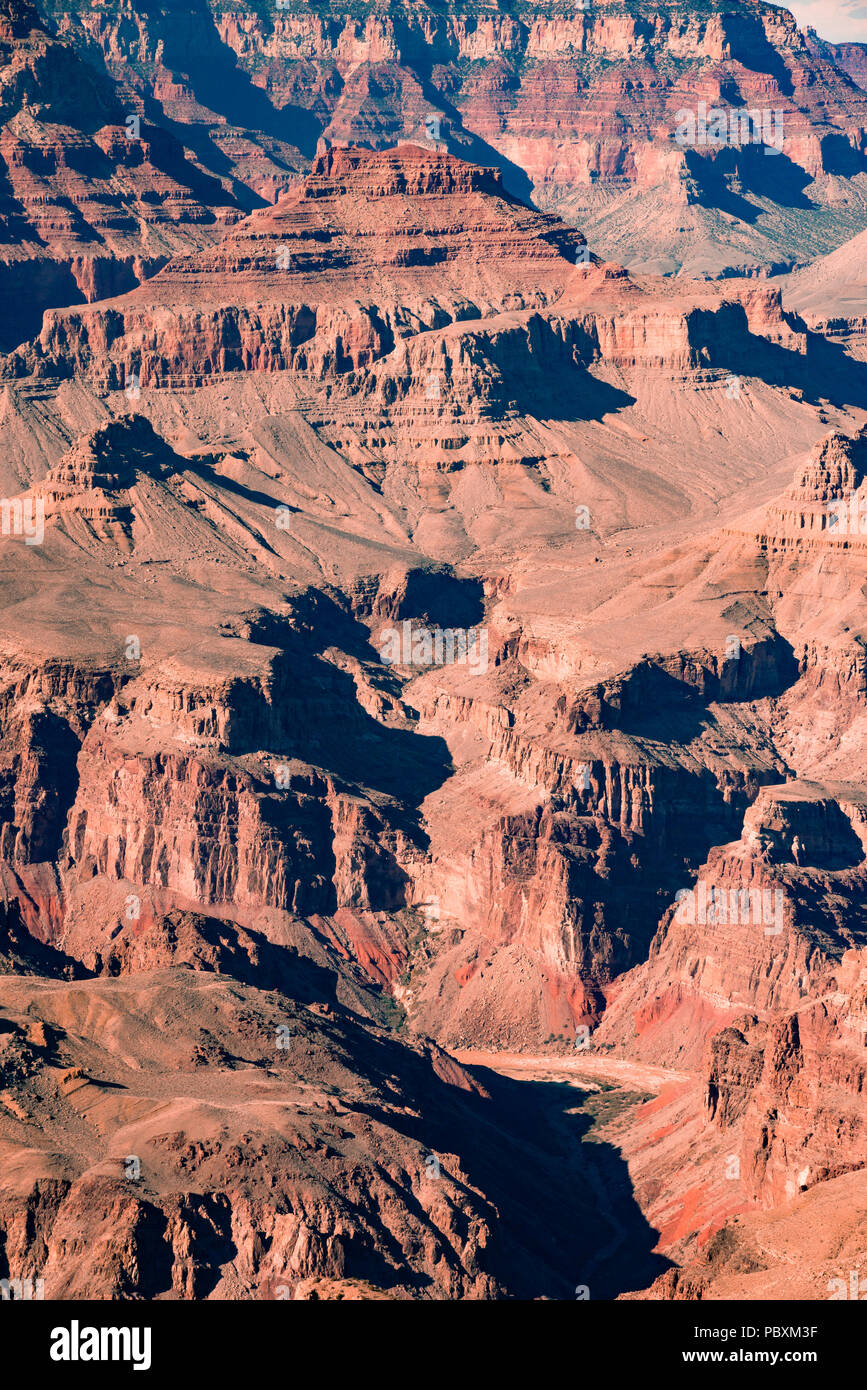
[568,644,799,745]
[731,144,814,210]
[512,360,637,423]
[685,146,813,222]
[425,111,536,208]
[184,458,290,511]
[0,898,92,980]
[820,132,867,177]
[350,1048,671,1298]
[129,1203,178,1300]
[689,302,867,410]
[529,1078,671,1299]
[460,314,636,423]
[173,1195,238,1299]
[799,332,867,409]
[270,645,453,809]
[139,100,274,214]
[810,806,866,868]
[16,708,84,863]
[373,567,486,629]
[724,14,795,97]
[125,0,323,161]
[18,8,127,139]
[0,258,87,352]
[142,123,238,215]
[768,801,866,871]
[237,593,458,808]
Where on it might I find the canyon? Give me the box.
[4,0,867,347]
[23,0,867,283]
[0,0,865,1307]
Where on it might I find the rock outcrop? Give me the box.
[805,29,867,91]
[40,0,867,276]
[0,0,243,349]
[0,963,614,1298]
[0,128,865,1301]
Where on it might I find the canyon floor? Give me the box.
[1,0,867,1308]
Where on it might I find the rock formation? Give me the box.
[0,0,244,350]
[33,0,867,276]
[0,8,866,1302]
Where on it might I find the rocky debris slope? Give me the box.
[0,958,615,1298]
[0,138,865,1296]
[781,228,867,356]
[627,1167,867,1299]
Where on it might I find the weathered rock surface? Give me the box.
[805,29,867,91]
[0,131,865,1301]
[626,1167,867,1299]
[0,962,616,1298]
[781,227,867,355]
[37,0,867,276]
[0,0,245,350]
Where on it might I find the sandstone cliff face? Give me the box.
[0,557,429,943]
[0,128,865,1300]
[37,0,867,277]
[571,435,867,1254]
[180,0,867,191]
[0,150,845,1064]
[12,145,585,390]
[575,780,867,1262]
[805,29,867,91]
[3,145,814,442]
[0,0,243,349]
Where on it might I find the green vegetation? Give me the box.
[379,991,408,1035]
[581,1085,653,1137]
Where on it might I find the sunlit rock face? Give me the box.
[0,1,866,1302]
